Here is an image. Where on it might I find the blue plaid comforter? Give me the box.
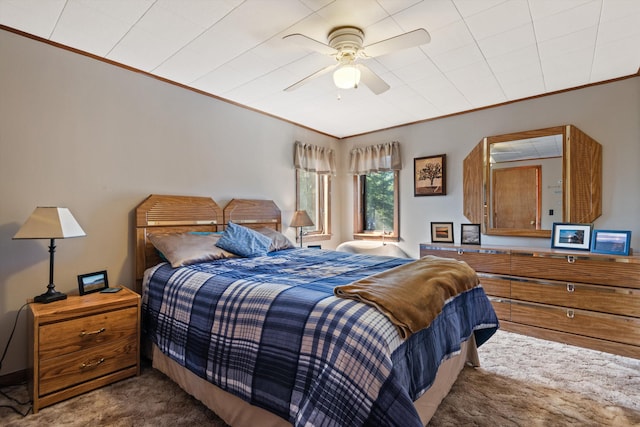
[142,249,498,426]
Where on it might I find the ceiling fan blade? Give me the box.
[363,28,431,58]
[283,33,336,56]
[357,64,390,95]
[284,63,339,92]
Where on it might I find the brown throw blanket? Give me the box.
[334,255,479,339]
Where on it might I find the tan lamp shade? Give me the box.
[290,210,314,248]
[14,207,86,239]
[290,210,314,228]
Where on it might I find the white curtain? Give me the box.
[348,141,401,174]
[294,141,336,175]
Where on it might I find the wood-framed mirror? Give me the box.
[463,125,602,238]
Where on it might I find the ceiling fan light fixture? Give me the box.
[333,65,361,89]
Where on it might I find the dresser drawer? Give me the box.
[420,246,510,274]
[510,301,640,346]
[39,307,138,360]
[479,275,510,298]
[39,336,137,396]
[510,253,640,288]
[488,297,510,321]
[511,279,640,317]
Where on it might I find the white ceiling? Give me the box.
[1,0,639,138]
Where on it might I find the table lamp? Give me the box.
[14,207,86,303]
[290,210,314,248]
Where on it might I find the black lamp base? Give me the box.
[34,290,67,304]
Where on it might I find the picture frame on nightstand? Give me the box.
[78,270,109,295]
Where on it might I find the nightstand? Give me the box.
[27,286,140,413]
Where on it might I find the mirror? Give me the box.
[462,125,602,238]
[488,132,563,234]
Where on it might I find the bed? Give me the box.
[136,194,499,426]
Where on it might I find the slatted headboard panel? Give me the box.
[135,194,223,292]
[223,199,282,231]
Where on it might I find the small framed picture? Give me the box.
[78,270,109,295]
[461,224,481,245]
[414,154,446,196]
[431,222,454,243]
[551,223,592,251]
[590,230,632,256]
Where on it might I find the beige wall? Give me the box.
[2,27,639,376]
[340,76,640,258]
[0,30,338,375]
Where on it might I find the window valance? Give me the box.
[294,141,336,175]
[348,141,401,175]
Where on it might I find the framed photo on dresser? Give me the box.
[590,230,631,255]
[551,223,592,251]
[431,222,454,243]
[461,224,481,245]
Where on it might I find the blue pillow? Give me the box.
[215,222,272,257]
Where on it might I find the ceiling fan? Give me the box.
[283,26,431,95]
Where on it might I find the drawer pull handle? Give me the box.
[567,256,576,264]
[80,327,106,337]
[566,309,575,319]
[566,283,575,292]
[457,249,464,255]
[81,358,105,369]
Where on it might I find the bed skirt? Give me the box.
[150,336,479,426]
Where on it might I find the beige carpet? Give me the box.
[2,330,639,426]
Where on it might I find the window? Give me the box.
[350,142,401,241]
[354,171,399,240]
[294,141,335,242]
[296,169,330,238]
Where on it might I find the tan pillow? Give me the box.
[148,232,236,268]
[255,227,296,251]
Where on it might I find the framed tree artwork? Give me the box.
[414,154,446,196]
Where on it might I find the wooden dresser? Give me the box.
[27,287,140,413]
[420,244,640,359]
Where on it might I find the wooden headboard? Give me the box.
[135,194,223,292]
[134,195,283,292]
[223,199,282,231]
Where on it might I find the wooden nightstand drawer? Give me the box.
[39,336,137,396]
[39,307,138,360]
[28,287,141,413]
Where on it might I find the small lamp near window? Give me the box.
[290,210,314,248]
[13,207,86,303]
